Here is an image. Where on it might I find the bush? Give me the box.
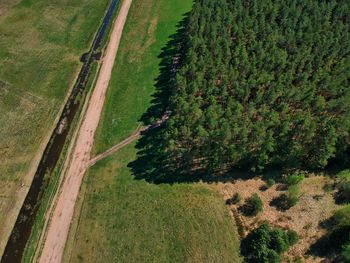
[328,224,350,252]
[226,193,241,205]
[284,173,305,187]
[271,178,302,211]
[319,206,350,260]
[241,222,299,263]
[286,229,299,246]
[333,205,350,227]
[336,170,350,204]
[270,191,299,211]
[310,206,350,259]
[241,193,263,216]
[342,243,350,262]
[266,179,276,188]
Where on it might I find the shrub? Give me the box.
[226,193,241,205]
[271,177,302,211]
[241,222,298,263]
[286,230,299,246]
[333,205,350,227]
[267,179,276,188]
[323,183,334,193]
[342,243,350,262]
[310,206,350,259]
[336,170,350,204]
[328,224,350,252]
[270,191,299,211]
[320,206,350,259]
[284,173,305,187]
[241,193,263,216]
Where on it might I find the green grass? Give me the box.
[0,0,110,252]
[68,144,241,263]
[93,0,190,154]
[65,0,242,262]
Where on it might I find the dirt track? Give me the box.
[88,125,145,167]
[38,0,133,262]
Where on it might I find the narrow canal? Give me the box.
[1,0,120,262]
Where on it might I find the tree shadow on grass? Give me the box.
[127,13,189,184]
[139,14,187,126]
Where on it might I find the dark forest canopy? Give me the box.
[162,0,350,173]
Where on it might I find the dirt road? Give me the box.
[88,113,170,167]
[88,125,145,167]
[38,0,133,262]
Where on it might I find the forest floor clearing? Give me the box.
[38,1,133,262]
[214,175,342,262]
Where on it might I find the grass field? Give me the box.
[66,145,241,263]
[64,0,242,262]
[0,0,110,254]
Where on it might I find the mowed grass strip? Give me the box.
[93,0,190,154]
[68,144,241,263]
[0,0,109,252]
[66,0,242,262]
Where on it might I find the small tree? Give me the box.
[241,193,263,216]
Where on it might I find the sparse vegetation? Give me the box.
[221,176,343,261]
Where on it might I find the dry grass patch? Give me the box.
[0,0,110,255]
[214,175,342,262]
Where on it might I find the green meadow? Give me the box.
[66,145,241,263]
[65,0,242,262]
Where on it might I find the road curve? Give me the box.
[38,0,133,262]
